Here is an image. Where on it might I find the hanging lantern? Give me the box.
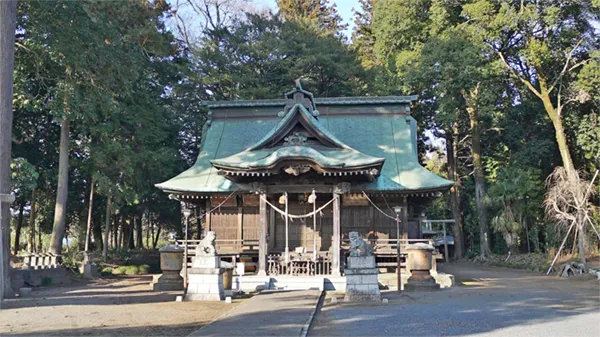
[308,189,317,204]
[279,194,286,204]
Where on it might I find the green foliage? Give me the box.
[576,113,600,171]
[194,13,367,100]
[277,0,346,36]
[111,264,150,275]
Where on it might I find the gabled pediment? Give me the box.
[249,103,343,150]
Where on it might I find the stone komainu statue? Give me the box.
[195,231,217,256]
[349,231,373,257]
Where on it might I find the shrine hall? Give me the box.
[156,83,453,277]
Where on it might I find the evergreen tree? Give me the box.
[277,0,347,36]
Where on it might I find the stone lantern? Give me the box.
[405,243,440,291]
[152,244,185,291]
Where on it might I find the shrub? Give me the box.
[111,264,150,275]
[101,267,113,274]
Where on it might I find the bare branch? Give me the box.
[498,52,543,100]
[549,39,583,93]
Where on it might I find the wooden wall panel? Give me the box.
[210,208,238,240]
[242,207,259,240]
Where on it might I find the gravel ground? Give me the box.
[311,263,600,337]
[0,275,238,336]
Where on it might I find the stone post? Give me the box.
[152,244,184,291]
[78,251,99,278]
[344,232,381,302]
[185,231,226,301]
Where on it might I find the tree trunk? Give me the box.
[49,118,70,255]
[28,188,37,253]
[136,215,143,249]
[128,216,135,250]
[463,87,490,257]
[446,127,463,259]
[541,95,575,175]
[0,0,18,300]
[13,201,25,255]
[150,220,155,248]
[112,215,118,249]
[102,194,112,260]
[84,178,95,251]
[577,223,586,265]
[523,216,531,253]
[146,214,150,249]
[153,224,162,249]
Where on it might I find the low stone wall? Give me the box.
[11,267,72,290]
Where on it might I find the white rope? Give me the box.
[261,194,336,219]
[361,191,399,221]
[195,188,239,219]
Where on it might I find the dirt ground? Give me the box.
[0,275,238,336]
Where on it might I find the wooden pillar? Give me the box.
[237,206,243,250]
[258,192,267,276]
[332,192,341,276]
[268,207,275,250]
[205,199,212,232]
[401,197,408,240]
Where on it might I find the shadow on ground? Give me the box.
[310,263,600,336]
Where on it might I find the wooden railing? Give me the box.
[172,239,260,255]
[341,238,434,256]
[267,253,332,276]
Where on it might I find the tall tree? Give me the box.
[277,0,347,35]
[351,0,378,69]
[462,0,599,176]
[16,0,180,255]
[0,0,18,300]
[462,0,600,262]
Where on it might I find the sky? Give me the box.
[257,0,361,37]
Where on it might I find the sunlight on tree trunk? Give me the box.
[102,193,112,260]
[49,118,70,255]
[446,128,463,259]
[84,178,95,251]
[463,86,490,257]
[28,188,37,253]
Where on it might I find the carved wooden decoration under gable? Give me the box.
[283,132,308,146]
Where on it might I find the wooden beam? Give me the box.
[267,185,334,194]
[257,192,267,276]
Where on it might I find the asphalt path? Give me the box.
[310,263,600,337]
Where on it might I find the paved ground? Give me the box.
[0,275,237,336]
[311,263,600,336]
[190,290,321,337]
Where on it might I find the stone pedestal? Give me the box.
[152,244,184,291]
[79,252,100,279]
[185,256,225,301]
[405,243,440,291]
[344,256,381,302]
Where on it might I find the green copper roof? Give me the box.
[212,146,384,171]
[156,95,453,194]
[210,103,385,172]
[202,95,419,108]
